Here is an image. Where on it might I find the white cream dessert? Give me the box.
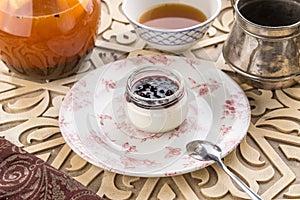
[125,66,188,133]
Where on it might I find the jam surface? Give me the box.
[132,76,179,99]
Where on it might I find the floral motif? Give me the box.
[78,79,88,88]
[182,155,199,168]
[62,90,92,112]
[220,124,233,136]
[101,79,116,92]
[164,172,178,176]
[65,132,81,144]
[188,77,221,96]
[97,114,113,126]
[59,117,70,127]
[165,147,182,158]
[140,55,172,66]
[114,121,160,141]
[222,92,249,120]
[185,58,202,68]
[170,118,201,140]
[140,133,165,142]
[223,99,236,118]
[120,156,160,169]
[122,142,137,154]
[89,129,116,145]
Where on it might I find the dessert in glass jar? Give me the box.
[125,66,188,133]
[0,0,100,80]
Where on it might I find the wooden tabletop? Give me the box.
[1,0,300,199]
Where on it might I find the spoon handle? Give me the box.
[212,155,263,200]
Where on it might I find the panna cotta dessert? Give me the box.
[125,66,188,133]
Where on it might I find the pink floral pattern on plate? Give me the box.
[59,55,251,177]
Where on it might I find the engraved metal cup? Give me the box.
[223,0,300,89]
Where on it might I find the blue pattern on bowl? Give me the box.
[133,23,210,46]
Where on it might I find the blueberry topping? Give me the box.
[136,91,146,97]
[150,86,157,92]
[145,92,151,98]
[144,83,151,88]
[132,76,179,99]
[165,90,174,96]
[137,85,144,90]
[154,93,161,98]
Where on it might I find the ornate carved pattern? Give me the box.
[0,0,299,199]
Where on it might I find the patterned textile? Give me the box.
[0,137,102,200]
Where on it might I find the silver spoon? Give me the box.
[186,140,263,200]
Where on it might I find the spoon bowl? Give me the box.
[186,140,263,200]
[186,140,222,161]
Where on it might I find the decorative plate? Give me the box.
[59,55,251,177]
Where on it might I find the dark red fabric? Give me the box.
[0,137,103,200]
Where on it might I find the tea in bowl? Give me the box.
[122,0,221,52]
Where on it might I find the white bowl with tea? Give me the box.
[122,0,221,52]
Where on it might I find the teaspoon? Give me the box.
[186,140,263,200]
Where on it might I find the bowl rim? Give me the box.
[121,0,222,33]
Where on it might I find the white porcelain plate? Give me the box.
[59,55,251,177]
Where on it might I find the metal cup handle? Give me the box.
[230,0,235,6]
[231,0,238,12]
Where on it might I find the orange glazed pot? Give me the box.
[0,0,100,80]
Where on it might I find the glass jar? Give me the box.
[125,66,188,133]
[0,0,100,80]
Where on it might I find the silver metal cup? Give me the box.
[223,0,300,89]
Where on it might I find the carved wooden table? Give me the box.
[1,0,300,199]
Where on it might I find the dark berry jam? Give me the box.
[132,76,179,99]
[125,67,186,110]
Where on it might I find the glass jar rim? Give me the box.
[125,66,186,109]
